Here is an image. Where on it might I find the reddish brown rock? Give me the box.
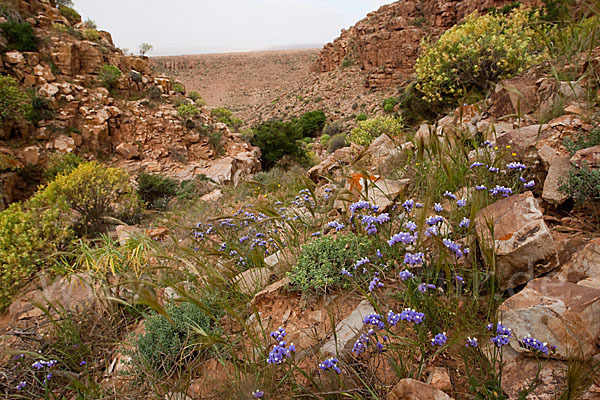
[475,191,559,290]
[386,378,453,400]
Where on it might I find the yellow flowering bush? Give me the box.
[415,8,546,104]
[0,191,72,311]
[348,116,403,146]
[45,162,142,231]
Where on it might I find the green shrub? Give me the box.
[177,103,200,119]
[323,120,344,137]
[0,75,30,127]
[134,301,218,376]
[348,116,404,146]
[52,22,69,33]
[0,190,72,311]
[26,94,55,126]
[211,107,243,130]
[208,131,224,155]
[0,21,38,52]
[172,82,185,94]
[55,0,74,7]
[146,86,162,100]
[84,18,97,29]
[188,91,205,105]
[327,133,348,153]
[383,97,398,113]
[398,82,440,126]
[250,120,306,169]
[559,165,600,203]
[415,8,545,104]
[98,65,122,90]
[44,152,85,181]
[356,113,368,121]
[82,28,99,41]
[58,5,80,25]
[293,110,327,137]
[44,162,142,232]
[564,125,600,156]
[136,173,178,209]
[319,134,331,146]
[288,233,371,294]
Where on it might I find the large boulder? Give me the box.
[475,191,559,291]
[386,379,453,400]
[499,277,600,359]
[542,154,571,206]
[571,145,600,168]
[556,239,600,284]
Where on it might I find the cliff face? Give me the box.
[312,0,541,88]
[0,0,260,208]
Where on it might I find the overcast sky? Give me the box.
[72,0,392,56]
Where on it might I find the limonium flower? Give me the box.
[455,275,464,285]
[403,199,415,212]
[270,327,286,342]
[328,221,345,231]
[388,232,416,246]
[465,337,479,347]
[475,185,487,190]
[404,252,424,266]
[507,162,527,171]
[267,341,295,364]
[489,185,512,197]
[457,198,467,207]
[434,202,444,212]
[363,313,385,330]
[444,191,458,200]
[470,162,484,168]
[399,269,414,281]
[405,221,417,231]
[376,249,383,258]
[488,166,500,173]
[488,323,512,347]
[368,274,384,292]
[518,335,555,355]
[341,268,353,277]
[431,332,447,346]
[425,226,439,237]
[443,238,463,257]
[312,231,322,237]
[354,257,370,269]
[524,180,535,188]
[459,217,470,228]
[426,215,444,226]
[16,381,26,390]
[418,283,437,293]
[387,310,401,326]
[253,389,265,398]
[319,357,341,373]
[399,308,425,324]
[352,334,369,354]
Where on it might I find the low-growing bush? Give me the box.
[356,113,368,121]
[208,131,224,155]
[348,116,404,146]
[146,86,162,100]
[84,18,97,29]
[0,75,30,127]
[323,120,344,137]
[82,28,99,41]
[559,164,600,203]
[250,120,306,169]
[172,82,185,94]
[211,107,243,130]
[177,103,200,119]
[327,133,348,153]
[27,93,55,126]
[288,233,371,294]
[292,110,326,137]
[98,65,122,90]
[136,173,178,209]
[188,91,205,105]
[44,162,142,232]
[134,301,219,376]
[319,134,331,146]
[415,7,545,104]
[44,152,85,181]
[564,125,600,155]
[58,5,80,25]
[0,190,72,311]
[0,21,38,52]
[383,97,398,113]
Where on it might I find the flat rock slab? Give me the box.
[386,378,453,400]
[475,191,559,291]
[321,299,374,357]
[499,277,600,359]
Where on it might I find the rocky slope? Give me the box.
[0,0,260,209]
[312,0,541,88]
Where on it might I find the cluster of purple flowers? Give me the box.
[253,389,265,398]
[399,269,414,281]
[418,283,437,293]
[267,328,295,365]
[363,313,385,331]
[434,203,444,212]
[470,162,484,168]
[399,308,425,324]
[404,252,424,266]
[355,257,370,269]
[444,191,458,200]
[368,273,384,292]
[319,357,341,373]
[518,335,554,355]
[507,162,527,171]
[489,185,513,197]
[352,333,370,355]
[465,337,479,347]
[443,238,464,258]
[341,268,353,277]
[31,360,57,369]
[387,310,401,326]
[488,323,513,347]
[328,221,345,231]
[426,215,444,226]
[431,332,448,346]
[459,217,470,228]
[388,232,416,246]
[349,200,379,216]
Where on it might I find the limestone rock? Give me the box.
[234,268,271,296]
[475,191,559,291]
[427,367,452,392]
[499,277,600,359]
[368,133,398,158]
[542,155,571,206]
[115,142,140,159]
[363,178,410,211]
[386,378,453,400]
[115,224,142,246]
[199,189,223,202]
[20,146,40,165]
[556,239,600,284]
[570,145,600,168]
[53,135,76,153]
[321,299,375,357]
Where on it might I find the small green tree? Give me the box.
[0,21,38,52]
[250,120,306,169]
[98,65,122,90]
[177,104,200,119]
[139,43,153,56]
[0,75,31,128]
[348,116,404,146]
